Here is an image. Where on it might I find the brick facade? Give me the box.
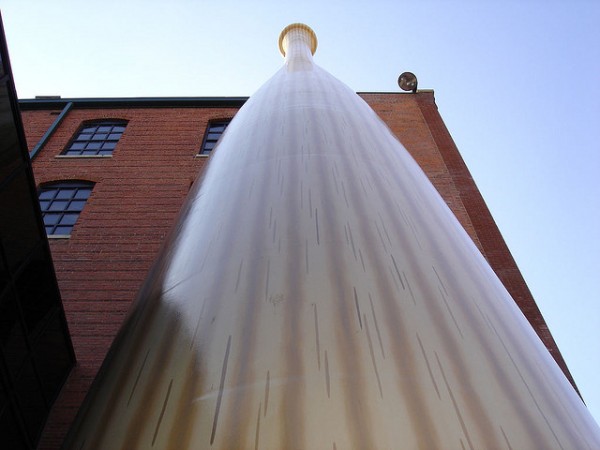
[21,92,573,448]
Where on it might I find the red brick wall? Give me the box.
[362,92,483,251]
[20,109,64,150]
[23,94,574,447]
[27,106,238,449]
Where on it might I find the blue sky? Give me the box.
[2,0,599,424]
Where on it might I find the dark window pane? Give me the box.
[42,214,60,226]
[59,214,77,225]
[54,226,71,235]
[200,120,230,154]
[38,191,54,200]
[101,141,116,150]
[68,201,86,212]
[74,189,91,200]
[62,121,126,156]
[55,190,74,200]
[39,183,93,236]
[48,201,68,211]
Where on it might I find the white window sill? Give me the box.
[55,155,113,159]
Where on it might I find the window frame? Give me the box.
[199,119,231,156]
[38,181,94,237]
[60,120,127,157]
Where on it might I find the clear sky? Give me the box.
[2,0,599,424]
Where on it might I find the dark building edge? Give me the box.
[0,14,76,449]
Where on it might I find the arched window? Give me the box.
[62,120,127,156]
[200,119,231,155]
[38,181,94,236]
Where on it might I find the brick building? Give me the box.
[12,91,575,448]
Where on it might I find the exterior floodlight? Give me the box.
[398,71,418,93]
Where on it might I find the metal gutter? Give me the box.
[29,101,73,160]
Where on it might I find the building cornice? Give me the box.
[18,96,250,110]
[19,91,436,110]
